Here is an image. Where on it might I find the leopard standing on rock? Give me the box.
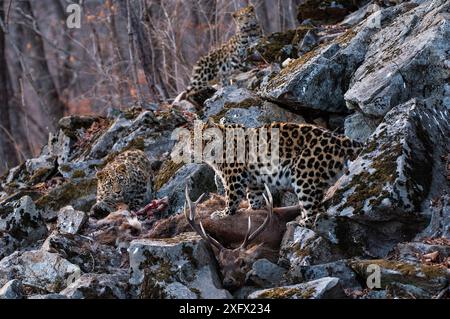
[186,6,262,97]
[203,122,363,227]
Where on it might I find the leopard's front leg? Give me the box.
[211,168,247,219]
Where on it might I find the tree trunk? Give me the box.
[0,3,19,173]
[11,0,65,133]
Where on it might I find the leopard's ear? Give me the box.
[248,5,255,12]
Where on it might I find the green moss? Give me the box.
[330,129,403,215]
[153,160,184,191]
[35,178,97,211]
[258,286,316,299]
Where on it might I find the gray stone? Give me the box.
[42,232,122,273]
[25,155,56,183]
[259,11,385,113]
[0,250,81,293]
[128,233,231,299]
[57,206,88,234]
[279,222,344,269]
[286,260,361,290]
[0,279,23,299]
[0,196,47,259]
[60,273,129,299]
[345,0,450,117]
[350,259,450,295]
[156,164,216,215]
[344,111,379,142]
[246,259,287,288]
[202,86,262,120]
[248,277,347,299]
[322,98,449,257]
[218,101,306,128]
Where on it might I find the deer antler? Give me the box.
[184,185,224,251]
[240,184,273,249]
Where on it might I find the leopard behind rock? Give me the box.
[186,6,262,97]
[92,150,152,217]
[202,122,363,227]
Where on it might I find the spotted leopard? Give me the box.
[186,6,262,96]
[202,122,362,227]
[92,149,152,217]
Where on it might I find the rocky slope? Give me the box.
[0,0,449,299]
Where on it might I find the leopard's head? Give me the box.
[232,5,258,31]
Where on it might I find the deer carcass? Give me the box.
[149,185,301,290]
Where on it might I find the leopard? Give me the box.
[91,149,153,217]
[186,6,262,97]
[201,122,363,227]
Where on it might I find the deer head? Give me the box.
[184,184,275,291]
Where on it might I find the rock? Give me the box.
[393,241,450,265]
[386,282,433,299]
[58,159,103,179]
[248,277,346,299]
[156,164,216,215]
[220,101,306,128]
[298,29,319,54]
[344,111,379,142]
[419,194,450,239]
[322,98,449,257]
[0,279,23,299]
[350,259,450,295]
[0,196,47,259]
[35,178,97,214]
[345,0,450,117]
[202,86,262,120]
[259,22,374,113]
[246,259,287,288]
[57,206,87,234]
[128,233,231,299]
[250,27,313,63]
[297,0,362,24]
[58,115,98,138]
[25,155,56,184]
[60,273,129,299]
[0,250,81,293]
[279,222,344,269]
[0,234,19,261]
[42,232,122,273]
[286,260,361,290]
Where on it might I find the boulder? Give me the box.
[0,196,47,259]
[60,273,129,299]
[0,279,23,299]
[128,233,231,299]
[245,259,287,288]
[286,260,361,290]
[57,206,87,234]
[344,111,379,142]
[350,259,450,295]
[248,277,347,299]
[297,0,363,24]
[321,98,449,257]
[279,222,344,269]
[345,0,450,118]
[42,232,122,273]
[156,164,216,215]
[0,250,81,293]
